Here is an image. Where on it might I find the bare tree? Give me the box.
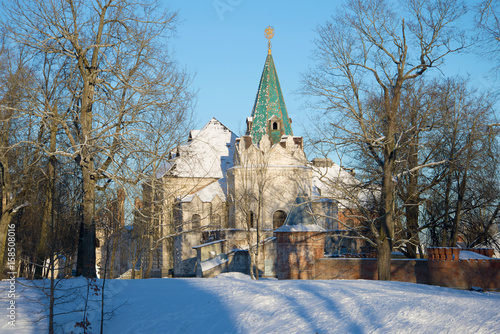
[302,0,467,280]
[0,42,39,275]
[422,78,500,248]
[133,97,194,278]
[475,0,500,75]
[2,0,193,277]
[229,137,272,279]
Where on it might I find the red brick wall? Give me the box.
[276,231,325,279]
[428,259,500,290]
[314,258,429,284]
[276,233,500,291]
[311,249,499,291]
[337,210,364,230]
[427,247,500,291]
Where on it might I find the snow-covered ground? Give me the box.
[1,272,499,333]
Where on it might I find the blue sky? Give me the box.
[167,0,341,136]
[167,0,493,139]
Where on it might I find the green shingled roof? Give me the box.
[248,53,292,145]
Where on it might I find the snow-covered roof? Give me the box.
[155,161,172,179]
[311,161,377,209]
[312,163,357,194]
[200,254,228,272]
[159,118,237,179]
[192,239,226,249]
[189,130,201,139]
[180,177,227,203]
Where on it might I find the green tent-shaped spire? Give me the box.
[247,53,293,145]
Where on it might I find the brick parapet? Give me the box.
[427,247,460,261]
[465,248,495,257]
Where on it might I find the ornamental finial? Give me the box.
[264,26,275,54]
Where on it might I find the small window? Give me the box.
[192,214,201,230]
[272,122,278,130]
[247,211,255,228]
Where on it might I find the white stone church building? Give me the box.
[152,35,369,278]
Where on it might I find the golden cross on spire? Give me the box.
[264,26,275,54]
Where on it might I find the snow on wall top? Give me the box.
[459,251,492,260]
[162,118,237,179]
[274,224,325,232]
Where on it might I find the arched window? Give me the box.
[191,214,201,230]
[247,211,255,228]
[272,121,278,130]
[273,210,287,229]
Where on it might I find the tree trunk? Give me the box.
[109,234,117,279]
[48,253,55,334]
[73,2,109,277]
[0,213,15,277]
[254,195,262,280]
[35,117,58,278]
[405,162,420,258]
[144,178,156,279]
[404,122,420,258]
[378,98,397,281]
[47,147,56,334]
[0,154,18,277]
[378,169,394,281]
[145,236,153,279]
[450,171,467,247]
[405,202,420,258]
[441,173,452,247]
[377,239,391,280]
[248,247,255,280]
[76,75,97,277]
[164,224,174,277]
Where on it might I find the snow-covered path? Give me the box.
[1,272,499,333]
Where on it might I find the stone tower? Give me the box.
[228,27,311,269]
